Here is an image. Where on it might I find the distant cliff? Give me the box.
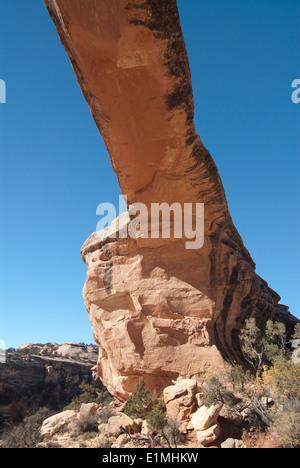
[0,343,104,429]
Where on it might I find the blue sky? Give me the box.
[0,0,299,349]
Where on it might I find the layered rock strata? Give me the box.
[44,0,298,400]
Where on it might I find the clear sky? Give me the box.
[0,0,299,349]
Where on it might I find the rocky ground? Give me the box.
[36,381,278,449]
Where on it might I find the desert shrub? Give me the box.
[202,375,240,408]
[124,379,181,447]
[239,319,290,377]
[261,357,300,447]
[1,408,52,448]
[74,414,99,434]
[262,357,300,403]
[95,435,112,448]
[228,365,251,392]
[124,378,162,419]
[146,409,167,432]
[202,366,272,430]
[64,376,74,388]
[269,398,300,448]
[161,418,182,449]
[198,321,300,440]
[64,382,113,410]
[292,323,300,340]
[145,409,181,449]
[124,378,150,419]
[14,347,35,356]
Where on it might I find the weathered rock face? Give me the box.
[44,0,298,400]
[80,214,297,400]
[81,215,228,399]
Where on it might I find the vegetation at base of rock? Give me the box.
[202,319,300,446]
[202,375,241,408]
[124,378,163,419]
[145,413,182,449]
[146,408,167,431]
[268,398,300,448]
[74,415,99,434]
[123,379,181,448]
[239,318,297,377]
[11,347,59,358]
[64,382,113,411]
[261,356,300,448]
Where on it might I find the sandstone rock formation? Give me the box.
[40,410,78,437]
[163,378,198,421]
[189,403,222,433]
[44,0,298,400]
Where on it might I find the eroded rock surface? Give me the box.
[44,0,298,400]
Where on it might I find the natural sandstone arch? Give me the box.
[44,0,297,400]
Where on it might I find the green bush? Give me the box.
[201,321,300,441]
[269,398,300,448]
[202,375,240,408]
[239,318,290,377]
[123,378,181,448]
[146,409,168,432]
[124,378,152,419]
[262,356,300,447]
[64,382,113,410]
[145,409,182,448]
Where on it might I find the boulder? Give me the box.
[163,379,197,420]
[219,405,244,426]
[163,379,197,405]
[79,403,99,419]
[195,393,205,408]
[189,403,222,432]
[40,410,78,437]
[221,438,246,449]
[196,424,220,446]
[105,413,136,437]
[115,434,128,446]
